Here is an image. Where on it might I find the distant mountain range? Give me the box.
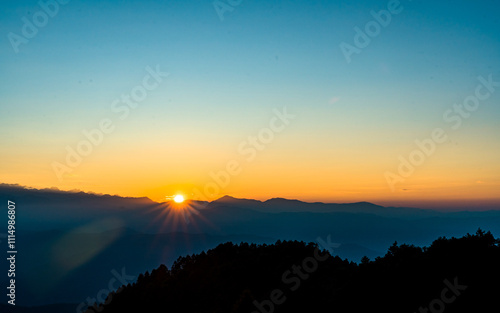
[209,194,442,218]
[1,183,500,309]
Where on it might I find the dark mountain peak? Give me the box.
[215,195,240,202]
[347,201,381,207]
[211,195,263,207]
[264,197,306,204]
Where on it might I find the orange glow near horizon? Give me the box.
[2,135,499,211]
[3,177,499,211]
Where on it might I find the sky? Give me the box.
[1,0,499,209]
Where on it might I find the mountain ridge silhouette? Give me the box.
[2,183,500,308]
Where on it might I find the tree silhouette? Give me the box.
[84,229,500,313]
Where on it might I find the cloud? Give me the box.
[329,97,341,105]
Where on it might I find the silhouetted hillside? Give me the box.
[3,184,500,307]
[85,229,499,313]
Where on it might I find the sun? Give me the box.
[173,195,185,203]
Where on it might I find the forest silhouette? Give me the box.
[83,229,499,313]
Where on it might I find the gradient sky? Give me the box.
[1,0,499,208]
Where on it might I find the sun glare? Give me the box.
[173,195,185,203]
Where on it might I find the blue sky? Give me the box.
[1,0,499,206]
